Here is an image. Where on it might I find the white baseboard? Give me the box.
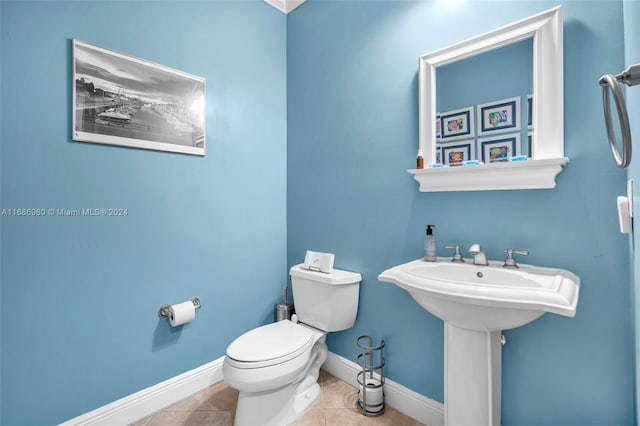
[60,351,444,426]
[59,357,225,426]
[322,351,444,426]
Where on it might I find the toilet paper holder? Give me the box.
[158,297,202,318]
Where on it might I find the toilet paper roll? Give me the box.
[169,301,196,327]
[359,377,384,412]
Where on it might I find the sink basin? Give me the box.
[379,257,580,425]
[378,258,580,331]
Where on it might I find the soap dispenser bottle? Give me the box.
[424,224,437,262]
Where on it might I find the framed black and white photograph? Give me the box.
[73,39,206,156]
[478,134,520,163]
[477,96,520,136]
[440,107,474,141]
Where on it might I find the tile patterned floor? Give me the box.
[129,369,425,426]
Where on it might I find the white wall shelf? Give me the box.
[408,158,569,192]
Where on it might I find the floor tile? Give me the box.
[289,409,326,426]
[324,407,368,425]
[167,381,239,412]
[128,370,424,426]
[144,410,231,426]
[321,373,359,409]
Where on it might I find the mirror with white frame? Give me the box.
[436,39,532,164]
[410,6,567,192]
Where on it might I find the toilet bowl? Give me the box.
[223,320,327,426]
[223,263,361,426]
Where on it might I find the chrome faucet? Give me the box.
[468,244,488,266]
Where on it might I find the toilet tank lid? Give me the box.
[289,264,362,285]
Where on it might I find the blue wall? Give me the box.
[437,39,533,158]
[437,38,533,113]
[0,1,286,424]
[625,0,640,424]
[287,1,633,425]
[1,1,637,425]
[0,1,3,421]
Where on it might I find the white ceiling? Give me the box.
[264,0,305,14]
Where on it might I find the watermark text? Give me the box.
[1,208,129,217]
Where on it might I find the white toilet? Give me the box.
[222,263,362,426]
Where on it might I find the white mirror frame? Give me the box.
[411,6,567,192]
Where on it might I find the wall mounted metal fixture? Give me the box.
[158,297,201,318]
[599,64,640,168]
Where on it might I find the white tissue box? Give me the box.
[303,250,335,273]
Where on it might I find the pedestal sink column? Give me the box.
[445,323,502,426]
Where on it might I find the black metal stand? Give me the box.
[356,335,385,416]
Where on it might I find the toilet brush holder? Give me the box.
[275,303,294,321]
[276,285,294,321]
[356,335,385,416]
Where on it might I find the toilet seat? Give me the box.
[226,320,315,369]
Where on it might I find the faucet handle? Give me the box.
[444,244,465,262]
[503,249,529,268]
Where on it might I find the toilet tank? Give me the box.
[289,264,361,332]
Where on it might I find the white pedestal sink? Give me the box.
[379,258,580,426]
